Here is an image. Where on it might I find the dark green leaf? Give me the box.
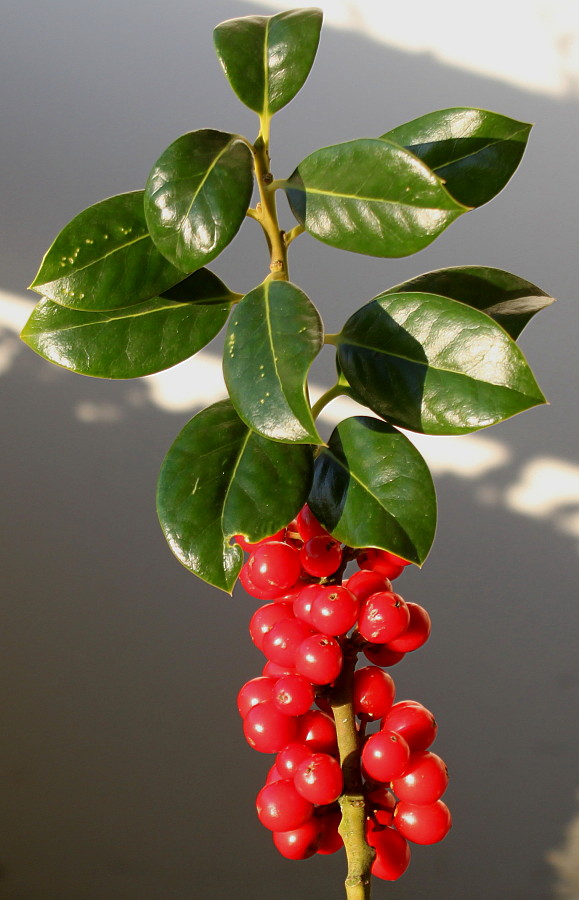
[20,269,235,379]
[309,417,436,565]
[213,8,323,116]
[383,266,555,339]
[284,138,467,257]
[156,400,313,592]
[144,130,254,271]
[223,280,323,443]
[335,291,546,435]
[381,109,531,208]
[29,192,187,311]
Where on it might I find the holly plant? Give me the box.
[21,7,553,898]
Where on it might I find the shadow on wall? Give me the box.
[1,1,578,899]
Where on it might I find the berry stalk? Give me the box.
[330,642,374,900]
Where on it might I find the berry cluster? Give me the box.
[235,506,451,879]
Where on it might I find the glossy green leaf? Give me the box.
[335,291,546,435]
[213,8,323,117]
[309,417,436,565]
[29,192,187,311]
[223,280,323,443]
[284,138,467,258]
[144,129,254,271]
[20,269,235,379]
[383,266,555,339]
[156,400,313,592]
[381,109,531,208]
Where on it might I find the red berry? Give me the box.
[266,763,284,784]
[249,602,295,651]
[316,808,343,854]
[353,666,395,721]
[262,660,296,678]
[248,541,301,592]
[310,585,359,636]
[300,536,343,577]
[356,548,410,580]
[296,710,338,754]
[358,591,410,644]
[367,825,411,880]
[296,504,330,542]
[394,799,452,844]
[392,751,449,805]
[363,644,406,667]
[256,779,314,831]
[237,676,276,718]
[295,634,343,685]
[273,673,315,717]
[294,752,343,805]
[386,603,431,653]
[262,618,315,667]
[276,743,313,779]
[293,583,323,626]
[243,700,298,753]
[366,785,397,826]
[361,730,411,782]
[240,562,288,600]
[345,569,393,602]
[382,701,438,752]
[233,529,286,551]
[272,818,321,859]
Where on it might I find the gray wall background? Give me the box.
[1,1,578,898]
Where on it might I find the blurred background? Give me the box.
[1,1,578,897]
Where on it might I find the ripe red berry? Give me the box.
[248,541,301,592]
[310,585,359,636]
[386,603,431,653]
[295,504,330,542]
[353,666,395,721]
[262,660,296,678]
[276,743,313,779]
[266,763,283,784]
[273,673,315,717]
[367,825,411,880]
[316,808,343,854]
[392,751,449,805]
[296,710,338,754]
[300,536,343,577]
[356,548,410,580]
[262,618,315,667]
[363,644,406,667]
[361,730,411,782]
[382,701,438,752]
[394,799,452,844]
[272,818,321,859]
[358,591,410,644]
[239,562,288,600]
[233,529,286,551]
[295,634,343,685]
[256,779,314,831]
[294,752,343,805]
[366,785,397,826]
[249,602,294,652]
[293,583,323,626]
[345,569,393,602]
[243,700,298,753]
[237,676,276,718]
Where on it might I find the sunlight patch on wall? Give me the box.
[246,0,579,97]
[548,790,579,898]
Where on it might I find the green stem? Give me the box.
[252,118,289,281]
[311,383,345,420]
[331,643,375,900]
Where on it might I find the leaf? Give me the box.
[308,417,436,565]
[20,269,235,379]
[213,8,323,117]
[335,291,546,435]
[144,129,254,271]
[223,280,323,443]
[284,138,467,258]
[383,266,555,339]
[156,400,314,592]
[381,109,532,208]
[29,191,187,311]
